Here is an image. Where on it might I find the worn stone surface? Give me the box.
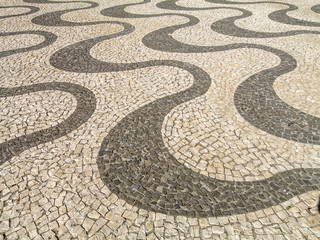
[0,0,320,238]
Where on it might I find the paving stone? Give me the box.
[1,0,320,238]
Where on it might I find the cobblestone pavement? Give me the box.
[0,0,320,239]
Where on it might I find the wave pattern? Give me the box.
[0,31,57,58]
[206,0,320,27]
[0,83,96,164]
[0,5,39,19]
[23,0,109,26]
[1,0,320,219]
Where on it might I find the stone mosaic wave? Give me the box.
[0,0,114,164]
[157,0,320,37]
[0,31,57,58]
[24,0,107,26]
[1,0,319,219]
[206,0,320,27]
[0,82,96,164]
[103,0,320,145]
[46,0,320,217]
[0,5,39,19]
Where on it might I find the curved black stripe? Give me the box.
[156,0,320,38]
[0,82,96,164]
[49,21,135,72]
[0,21,131,163]
[0,31,57,58]
[210,8,320,38]
[143,30,320,144]
[0,5,39,19]
[101,0,170,19]
[48,16,320,217]
[102,0,320,145]
[23,0,107,26]
[205,0,320,27]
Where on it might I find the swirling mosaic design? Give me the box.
[1,0,320,219]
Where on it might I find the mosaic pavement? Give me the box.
[0,0,320,239]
